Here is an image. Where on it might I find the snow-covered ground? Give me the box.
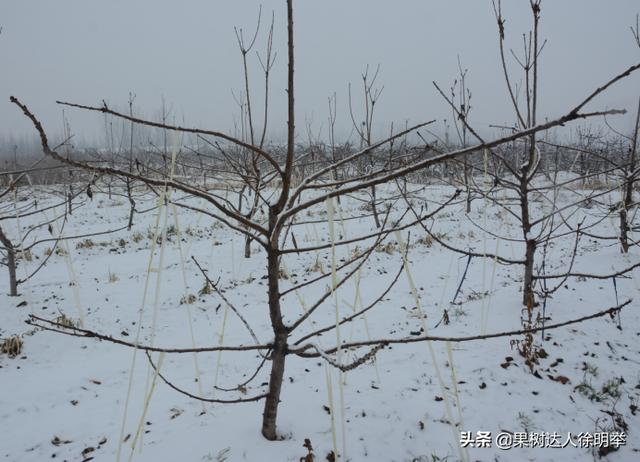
[1,181,639,461]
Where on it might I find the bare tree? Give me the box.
[449,57,474,213]
[0,158,124,296]
[349,64,384,229]
[616,98,640,252]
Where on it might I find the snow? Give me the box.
[1,181,639,461]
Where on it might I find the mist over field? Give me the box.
[1,0,639,146]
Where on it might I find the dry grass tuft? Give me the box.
[1,335,23,358]
[54,313,77,329]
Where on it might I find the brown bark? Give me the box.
[261,229,288,440]
[522,238,536,306]
[127,195,136,231]
[370,185,381,228]
[261,0,295,429]
[620,97,640,253]
[0,225,18,296]
[620,207,630,253]
[261,330,287,440]
[464,160,472,213]
[244,234,252,258]
[520,144,536,307]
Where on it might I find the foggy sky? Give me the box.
[2,0,639,147]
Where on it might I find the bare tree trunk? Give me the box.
[519,1,541,307]
[620,207,630,253]
[620,97,640,253]
[261,216,288,440]
[370,185,381,228]
[244,234,252,258]
[127,96,136,231]
[261,329,287,440]
[261,0,295,435]
[127,193,136,230]
[0,225,18,296]
[67,186,73,215]
[464,160,472,213]
[520,150,536,307]
[522,237,536,306]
